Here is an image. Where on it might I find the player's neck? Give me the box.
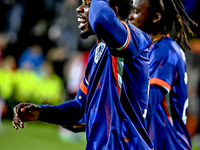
[151,32,168,43]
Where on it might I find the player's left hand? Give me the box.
[12,103,40,130]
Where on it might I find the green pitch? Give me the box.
[0,119,86,150]
[0,119,200,150]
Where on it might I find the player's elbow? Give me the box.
[89,4,113,32]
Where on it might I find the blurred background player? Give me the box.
[12,0,155,149]
[128,0,198,149]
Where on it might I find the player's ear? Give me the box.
[153,12,162,23]
[112,6,120,19]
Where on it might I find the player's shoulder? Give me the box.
[149,37,181,65]
[159,37,185,60]
[127,23,152,49]
[152,37,181,56]
[128,23,151,40]
[157,37,181,52]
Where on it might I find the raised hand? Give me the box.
[12,103,40,130]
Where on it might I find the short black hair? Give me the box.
[109,0,133,20]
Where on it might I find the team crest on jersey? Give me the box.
[94,42,106,64]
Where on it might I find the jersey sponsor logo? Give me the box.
[94,42,106,64]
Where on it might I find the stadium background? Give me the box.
[0,0,200,149]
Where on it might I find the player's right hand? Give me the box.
[12,103,41,130]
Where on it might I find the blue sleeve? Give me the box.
[149,40,177,93]
[89,0,125,48]
[38,78,88,127]
[147,85,166,117]
[89,0,152,56]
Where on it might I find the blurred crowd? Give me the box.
[0,0,200,141]
[0,0,97,119]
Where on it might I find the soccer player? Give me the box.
[127,0,198,149]
[12,0,154,149]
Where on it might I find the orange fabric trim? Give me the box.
[149,78,171,91]
[97,40,100,45]
[80,81,87,95]
[149,43,153,49]
[112,56,119,93]
[120,21,131,50]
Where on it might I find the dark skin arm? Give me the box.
[12,103,40,130]
[12,103,86,132]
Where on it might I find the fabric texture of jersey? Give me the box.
[81,39,153,149]
[39,0,154,149]
[147,36,191,150]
